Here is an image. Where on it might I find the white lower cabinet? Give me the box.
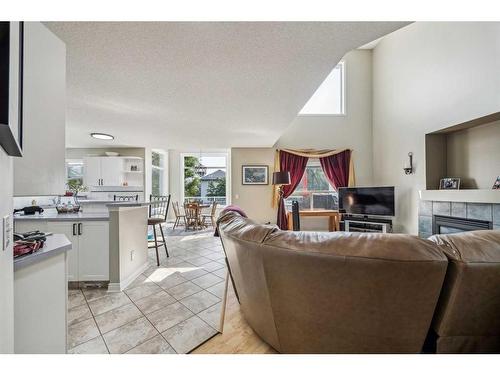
[46,221,109,281]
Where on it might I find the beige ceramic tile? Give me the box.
[68,303,93,326]
[94,303,143,334]
[197,302,222,330]
[134,290,177,315]
[162,315,217,354]
[125,282,162,302]
[126,335,176,354]
[156,273,188,290]
[68,290,86,309]
[67,317,100,349]
[146,302,193,332]
[81,287,112,302]
[167,281,202,300]
[179,290,220,314]
[88,292,131,316]
[68,335,109,354]
[191,273,223,289]
[103,317,157,354]
[205,281,226,299]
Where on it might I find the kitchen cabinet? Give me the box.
[17,219,109,282]
[77,221,109,281]
[84,157,124,187]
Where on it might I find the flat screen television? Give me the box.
[338,186,395,216]
[0,21,23,157]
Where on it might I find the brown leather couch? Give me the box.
[217,211,449,353]
[428,230,500,353]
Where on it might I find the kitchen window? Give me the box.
[66,159,84,186]
[152,151,165,196]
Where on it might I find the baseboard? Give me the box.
[107,261,149,292]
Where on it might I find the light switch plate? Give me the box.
[3,215,11,251]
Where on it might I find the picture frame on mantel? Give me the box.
[493,176,500,190]
[242,165,269,185]
[439,177,460,190]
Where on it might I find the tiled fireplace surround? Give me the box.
[418,201,500,238]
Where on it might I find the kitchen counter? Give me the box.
[14,211,110,221]
[14,233,72,271]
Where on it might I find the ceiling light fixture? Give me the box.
[90,132,114,140]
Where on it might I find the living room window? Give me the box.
[299,61,345,115]
[285,159,339,210]
[181,152,229,206]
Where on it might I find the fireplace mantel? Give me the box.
[419,189,500,204]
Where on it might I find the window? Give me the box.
[151,151,165,196]
[285,159,338,210]
[299,61,345,115]
[182,153,228,206]
[66,159,84,187]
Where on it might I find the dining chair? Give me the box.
[172,201,186,230]
[184,202,201,231]
[202,202,218,227]
[148,194,171,266]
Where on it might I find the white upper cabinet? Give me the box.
[84,156,144,188]
[14,22,66,196]
[100,157,123,187]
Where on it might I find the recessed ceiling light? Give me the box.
[91,132,114,140]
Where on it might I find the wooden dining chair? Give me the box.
[184,202,201,231]
[114,194,139,201]
[148,194,171,266]
[172,201,186,230]
[202,202,218,227]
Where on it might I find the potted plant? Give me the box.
[66,180,88,204]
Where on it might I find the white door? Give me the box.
[78,221,109,281]
[47,221,79,281]
[84,157,102,187]
[100,157,123,187]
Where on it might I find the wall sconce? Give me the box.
[404,152,414,175]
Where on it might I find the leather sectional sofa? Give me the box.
[217,211,500,354]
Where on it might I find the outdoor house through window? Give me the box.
[151,151,165,196]
[182,153,228,206]
[66,159,84,187]
[285,159,339,210]
[299,61,345,115]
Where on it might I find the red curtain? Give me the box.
[277,150,308,230]
[319,150,351,189]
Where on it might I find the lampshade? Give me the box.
[272,171,291,185]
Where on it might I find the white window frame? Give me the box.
[298,60,346,117]
[180,151,230,207]
[151,150,166,196]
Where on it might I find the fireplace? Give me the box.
[432,215,493,235]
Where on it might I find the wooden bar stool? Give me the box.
[148,194,171,266]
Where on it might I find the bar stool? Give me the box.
[148,194,171,266]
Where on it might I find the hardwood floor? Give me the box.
[192,283,277,354]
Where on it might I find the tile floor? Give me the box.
[67,226,227,354]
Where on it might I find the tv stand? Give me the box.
[343,215,393,233]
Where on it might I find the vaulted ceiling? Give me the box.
[45,22,408,149]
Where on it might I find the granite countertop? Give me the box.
[14,234,72,271]
[106,202,151,208]
[14,211,110,221]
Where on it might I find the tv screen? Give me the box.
[339,187,395,216]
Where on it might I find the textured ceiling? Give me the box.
[45,22,408,149]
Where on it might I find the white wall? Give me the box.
[372,22,500,233]
[14,22,66,197]
[0,151,14,353]
[275,50,374,187]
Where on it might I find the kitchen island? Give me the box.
[14,234,72,353]
[13,201,151,291]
